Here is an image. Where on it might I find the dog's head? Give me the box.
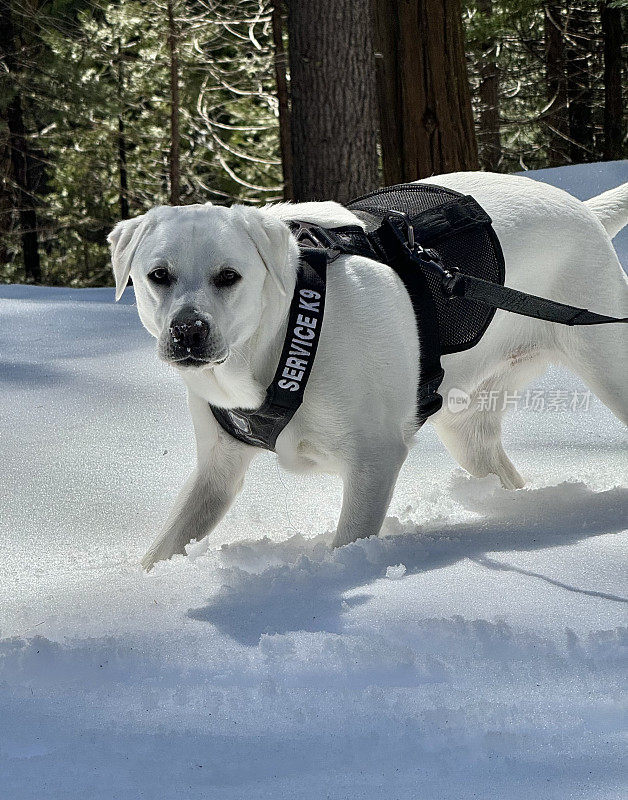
[108,204,295,370]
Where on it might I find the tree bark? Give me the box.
[0,143,12,264]
[544,4,569,167]
[166,0,181,205]
[600,2,624,161]
[117,43,129,220]
[566,5,594,164]
[286,0,379,203]
[118,117,129,220]
[271,1,293,201]
[477,0,501,171]
[372,0,478,184]
[0,0,42,282]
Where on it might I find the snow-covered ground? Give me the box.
[1,163,626,799]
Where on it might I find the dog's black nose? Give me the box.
[169,310,210,350]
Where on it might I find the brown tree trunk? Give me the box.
[544,4,569,167]
[118,118,129,220]
[6,95,40,281]
[166,0,181,205]
[477,0,501,171]
[117,44,129,220]
[271,1,293,201]
[286,0,379,203]
[566,5,594,164]
[0,0,41,282]
[372,0,478,184]
[0,145,12,264]
[600,2,624,161]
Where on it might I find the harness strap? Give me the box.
[369,213,445,423]
[377,210,628,328]
[209,247,327,450]
[291,218,445,424]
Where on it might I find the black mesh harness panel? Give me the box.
[347,183,504,354]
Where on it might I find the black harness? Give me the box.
[210,247,327,450]
[210,182,627,450]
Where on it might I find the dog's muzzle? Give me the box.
[161,307,227,367]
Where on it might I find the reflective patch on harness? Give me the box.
[228,411,252,435]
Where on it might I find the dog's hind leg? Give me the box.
[433,349,552,489]
[559,324,628,426]
[556,248,628,426]
[434,400,525,490]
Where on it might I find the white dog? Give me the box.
[108,172,628,570]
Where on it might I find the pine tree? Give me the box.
[476,0,502,170]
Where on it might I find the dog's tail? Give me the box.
[585,181,628,239]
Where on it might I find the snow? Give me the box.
[1,163,627,799]
[386,564,407,579]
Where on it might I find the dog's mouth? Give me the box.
[171,352,229,369]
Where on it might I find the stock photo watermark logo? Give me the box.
[447,388,472,413]
[447,388,592,414]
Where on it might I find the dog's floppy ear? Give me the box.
[238,207,293,297]
[107,215,147,301]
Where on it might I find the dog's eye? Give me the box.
[148,267,172,286]
[214,268,241,288]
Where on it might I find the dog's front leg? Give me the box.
[141,393,255,570]
[332,441,408,548]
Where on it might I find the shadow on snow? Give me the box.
[188,475,628,645]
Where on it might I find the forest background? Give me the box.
[0,0,625,286]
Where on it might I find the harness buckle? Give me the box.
[384,210,460,293]
[383,209,415,250]
[291,221,339,251]
[290,220,374,263]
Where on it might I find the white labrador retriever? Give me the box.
[108,172,628,570]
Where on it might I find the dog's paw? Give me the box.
[140,543,174,572]
[141,550,159,572]
[141,536,187,571]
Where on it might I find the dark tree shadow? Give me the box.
[470,555,627,603]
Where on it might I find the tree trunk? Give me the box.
[0,0,42,282]
[477,0,501,171]
[286,0,379,203]
[566,5,594,164]
[118,118,129,219]
[166,0,181,205]
[372,0,478,184]
[117,45,129,220]
[600,2,624,161]
[6,95,41,281]
[271,1,293,201]
[0,144,12,264]
[544,4,569,167]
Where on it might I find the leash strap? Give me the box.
[376,210,627,327]
[445,272,628,326]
